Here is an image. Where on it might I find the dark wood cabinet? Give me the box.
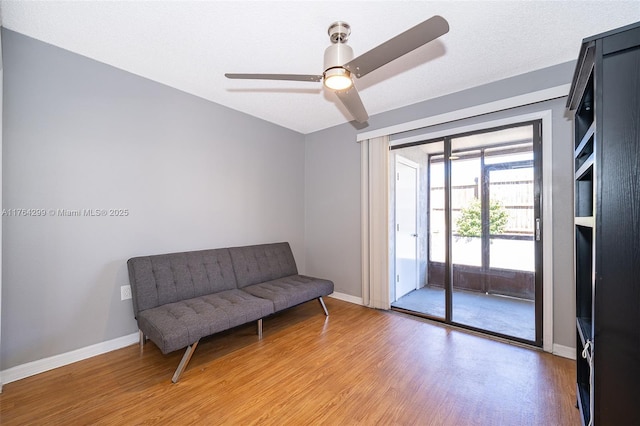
[566,21,640,426]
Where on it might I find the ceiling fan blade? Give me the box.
[335,86,369,123]
[225,73,323,82]
[344,15,449,79]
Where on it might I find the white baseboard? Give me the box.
[329,291,364,306]
[1,332,139,385]
[553,344,576,360]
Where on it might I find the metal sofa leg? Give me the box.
[139,330,147,348]
[318,296,329,316]
[172,340,199,383]
[257,318,263,339]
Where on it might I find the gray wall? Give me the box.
[304,62,576,349]
[1,29,305,370]
[304,124,362,298]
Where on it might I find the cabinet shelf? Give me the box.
[575,122,595,159]
[575,153,594,180]
[575,217,595,228]
[575,122,595,172]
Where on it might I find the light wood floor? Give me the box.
[0,298,579,425]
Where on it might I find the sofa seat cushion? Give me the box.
[137,289,274,354]
[241,275,334,312]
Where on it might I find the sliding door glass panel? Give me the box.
[425,141,445,318]
[390,140,445,319]
[450,153,482,268]
[395,156,419,300]
[487,163,534,272]
[450,126,536,341]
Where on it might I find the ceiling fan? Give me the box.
[225,15,449,123]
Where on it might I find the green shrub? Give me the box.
[456,199,508,238]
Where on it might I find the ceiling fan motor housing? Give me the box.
[324,42,354,71]
[324,21,353,72]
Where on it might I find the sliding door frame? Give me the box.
[389,110,553,351]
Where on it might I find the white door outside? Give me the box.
[395,157,418,300]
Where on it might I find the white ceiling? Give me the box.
[2,1,639,134]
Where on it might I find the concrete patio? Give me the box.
[391,286,535,342]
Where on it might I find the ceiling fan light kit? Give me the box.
[323,68,353,90]
[225,16,449,124]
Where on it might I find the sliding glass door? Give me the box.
[391,121,542,346]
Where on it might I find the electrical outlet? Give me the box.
[121,285,132,301]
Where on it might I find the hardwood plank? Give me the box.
[0,299,579,425]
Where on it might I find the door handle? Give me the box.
[535,218,541,241]
[411,233,418,237]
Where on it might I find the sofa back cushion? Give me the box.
[229,242,298,288]
[127,248,237,316]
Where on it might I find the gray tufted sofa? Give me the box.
[127,242,333,382]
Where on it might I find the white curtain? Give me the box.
[361,136,390,309]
